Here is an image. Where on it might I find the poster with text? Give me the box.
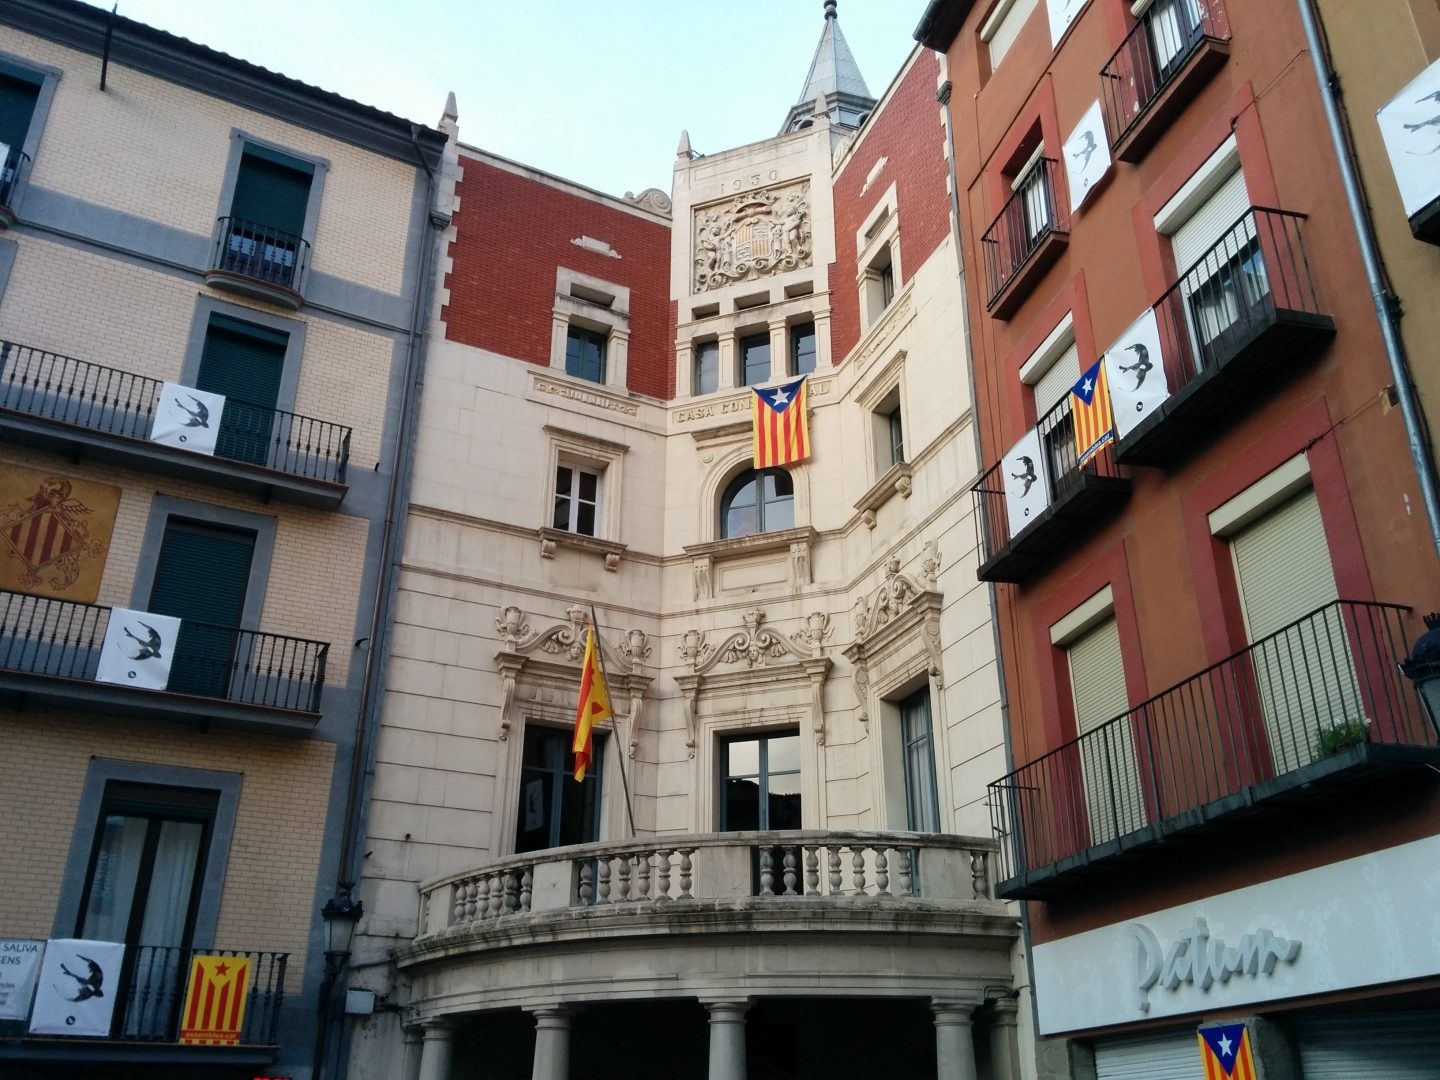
[0,939,44,1021]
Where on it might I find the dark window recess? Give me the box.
[722,732,802,830]
[721,468,795,539]
[694,340,719,395]
[790,322,816,376]
[901,689,939,832]
[0,73,38,155]
[888,409,906,466]
[515,725,603,853]
[565,326,607,383]
[740,333,771,386]
[196,316,287,466]
[147,520,255,698]
[220,149,313,286]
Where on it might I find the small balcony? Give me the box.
[0,145,31,228]
[988,600,1440,900]
[0,946,287,1068]
[971,394,1132,584]
[1114,208,1336,466]
[1102,0,1231,163]
[0,339,351,508]
[981,158,1070,319]
[0,589,328,735]
[204,216,311,309]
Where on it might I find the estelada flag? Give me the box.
[572,626,611,782]
[179,954,251,1046]
[1071,358,1114,467]
[1197,1023,1257,1080]
[752,376,810,468]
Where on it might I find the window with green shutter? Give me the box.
[0,73,39,159]
[196,315,288,467]
[220,147,313,287]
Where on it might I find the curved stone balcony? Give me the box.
[401,830,1019,1022]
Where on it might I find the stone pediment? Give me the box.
[842,541,944,727]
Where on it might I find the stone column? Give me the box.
[415,1019,456,1080]
[988,997,1022,1080]
[718,330,737,389]
[401,1024,425,1080]
[706,999,750,1080]
[931,999,979,1080]
[768,319,788,379]
[529,1004,572,1080]
[677,340,696,397]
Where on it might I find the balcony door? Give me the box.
[1069,616,1146,844]
[1146,0,1206,80]
[224,148,312,287]
[196,315,288,467]
[721,732,801,831]
[1231,487,1360,773]
[515,725,602,853]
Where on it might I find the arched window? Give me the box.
[721,468,794,539]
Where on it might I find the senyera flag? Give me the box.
[572,626,612,782]
[752,376,810,468]
[1197,1022,1257,1080]
[179,954,252,1046]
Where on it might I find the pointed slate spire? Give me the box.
[781,1,876,135]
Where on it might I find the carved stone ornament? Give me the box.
[623,187,674,216]
[844,542,945,729]
[692,181,812,292]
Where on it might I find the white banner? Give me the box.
[1002,427,1050,539]
[1046,0,1089,47]
[1064,100,1110,212]
[95,608,180,691]
[150,382,225,455]
[28,939,125,1037]
[1104,308,1171,439]
[1376,56,1440,217]
[0,939,44,1021]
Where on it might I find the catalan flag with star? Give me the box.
[1197,1023,1257,1080]
[752,376,810,468]
[1071,358,1114,466]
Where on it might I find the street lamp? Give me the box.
[321,882,363,981]
[1401,612,1440,738]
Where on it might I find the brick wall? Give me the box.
[830,52,952,364]
[442,156,673,397]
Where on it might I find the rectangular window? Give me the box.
[1147,0,1206,78]
[565,326,608,384]
[197,315,289,467]
[739,333,771,386]
[516,725,602,853]
[900,690,940,832]
[871,386,906,473]
[220,148,313,287]
[864,245,897,325]
[0,71,39,199]
[790,322,817,376]
[1068,615,1144,843]
[552,464,601,537]
[1014,150,1053,244]
[982,0,1042,70]
[694,339,719,395]
[721,732,801,830]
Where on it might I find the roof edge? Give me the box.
[914,0,976,51]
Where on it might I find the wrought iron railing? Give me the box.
[1146,207,1324,395]
[116,946,287,1044]
[0,589,328,713]
[988,601,1436,884]
[211,216,310,293]
[1102,0,1230,147]
[981,157,1069,306]
[0,339,351,483]
[971,392,1125,565]
[0,145,31,208]
[420,831,998,935]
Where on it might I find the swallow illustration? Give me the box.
[1011,455,1038,498]
[59,956,105,1002]
[1072,129,1098,172]
[1403,113,1440,133]
[1117,342,1153,391]
[174,394,210,428]
[123,621,164,661]
[1416,90,1440,105]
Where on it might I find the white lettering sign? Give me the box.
[1131,917,1300,1014]
[0,939,44,1021]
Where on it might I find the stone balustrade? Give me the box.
[417,830,996,938]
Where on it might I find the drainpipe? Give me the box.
[935,59,1043,1031]
[1295,0,1440,562]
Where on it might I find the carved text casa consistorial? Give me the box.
[693,181,812,291]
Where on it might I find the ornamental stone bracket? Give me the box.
[674,608,833,754]
[537,527,627,572]
[493,604,653,756]
[842,542,944,729]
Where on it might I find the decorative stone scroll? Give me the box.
[692,180,812,292]
[492,604,653,757]
[674,608,833,753]
[843,542,945,729]
[623,188,673,216]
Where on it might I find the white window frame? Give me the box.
[543,426,627,542]
[982,0,1043,70]
[552,462,602,537]
[550,268,630,389]
[856,184,903,333]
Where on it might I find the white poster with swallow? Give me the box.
[28,939,125,1037]
[95,607,180,691]
[150,382,225,456]
[1377,56,1440,217]
[1064,100,1111,211]
[1002,427,1050,540]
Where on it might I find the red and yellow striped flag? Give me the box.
[752,376,810,468]
[179,954,251,1046]
[572,626,611,782]
[1197,1023,1257,1080]
[1071,358,1114,466]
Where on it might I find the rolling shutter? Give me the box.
[1094,1032,1205,1080]
[230,149,312,237]
[1170,166,1250,276]
[1296,1012,1440,1079]
[196,316,287,467]
[148,521,255,698]
[986,0,1042,69]
[1033,338,1082,416]
[1069,616,1146,842]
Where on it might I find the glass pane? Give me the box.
[515,768,554,853]
[741,335,771,386]
[726,504,756,538]
[578,471,598,501]
[695,341,719,395]
[576,502,595,536]
[559,773,600,846]
[555,467,572,495]
[762,470,794,500]
[724,777,761,831]
[553,494,571,531]
[727,739,760,777]
[766,775,803,830]
[766,734,801,774]
[762,493,794,533]
[81,814,147,941]
[137,820,204,947]
[790,323,816,375]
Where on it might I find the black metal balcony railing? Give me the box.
[988,601,1438,889]
[981,158,1069,307]
[0,145,31,208]
[0,340,351,483]
[0,589,328,713]
[212,216,310,293]
[116,946,287,1044]
[972,391,1126,567]
[1102,0,1231,149]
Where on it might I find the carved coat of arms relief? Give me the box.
[693,181,812,292]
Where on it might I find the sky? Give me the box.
[88,1,932,198]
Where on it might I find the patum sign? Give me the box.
[1131,917,1301,1013]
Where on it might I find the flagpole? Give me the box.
[588,603,637,839]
